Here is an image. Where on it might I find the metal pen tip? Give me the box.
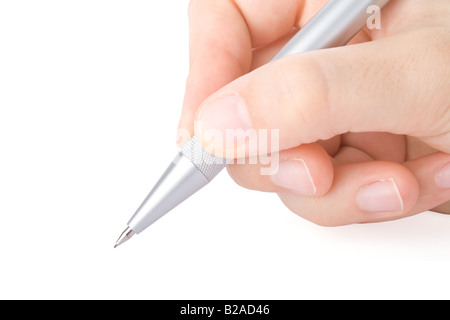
[114,226,135,248]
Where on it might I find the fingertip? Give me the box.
[404,153,450,215]
[272,143,333,197]
[226,143,334,196]
[350,162,420,222]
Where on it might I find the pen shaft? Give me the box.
[272,0,390,61]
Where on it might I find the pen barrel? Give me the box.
[271,0,390,61]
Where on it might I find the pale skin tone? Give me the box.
[177,0,450,226]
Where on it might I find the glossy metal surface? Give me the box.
[127,149,212,234]
[114,227,135,248]
[272,0,390,61]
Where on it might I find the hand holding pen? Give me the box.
[116,0,450,247]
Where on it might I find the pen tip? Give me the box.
[114,227,135,248]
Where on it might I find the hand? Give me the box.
[177,0,450,226]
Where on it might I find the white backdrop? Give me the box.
[1,1,450,300]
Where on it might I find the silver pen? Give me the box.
[114,0,391,248]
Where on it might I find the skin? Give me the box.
[177,0,450,226]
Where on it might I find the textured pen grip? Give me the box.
[180,136,227,181]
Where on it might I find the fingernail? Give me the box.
[436,163,450,189]
[197,94,252,151]
[357,179,404,213]
[270,159,316,196]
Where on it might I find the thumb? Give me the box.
[194,31,450,157]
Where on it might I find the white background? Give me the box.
[1,1,450,300]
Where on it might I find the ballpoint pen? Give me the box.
[114,0,391,248]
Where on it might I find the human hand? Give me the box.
[177,0,450,226]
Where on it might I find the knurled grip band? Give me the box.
[180,136,227,181]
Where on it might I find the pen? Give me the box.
[114,0,391,248]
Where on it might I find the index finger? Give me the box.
[177,0,304,142]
